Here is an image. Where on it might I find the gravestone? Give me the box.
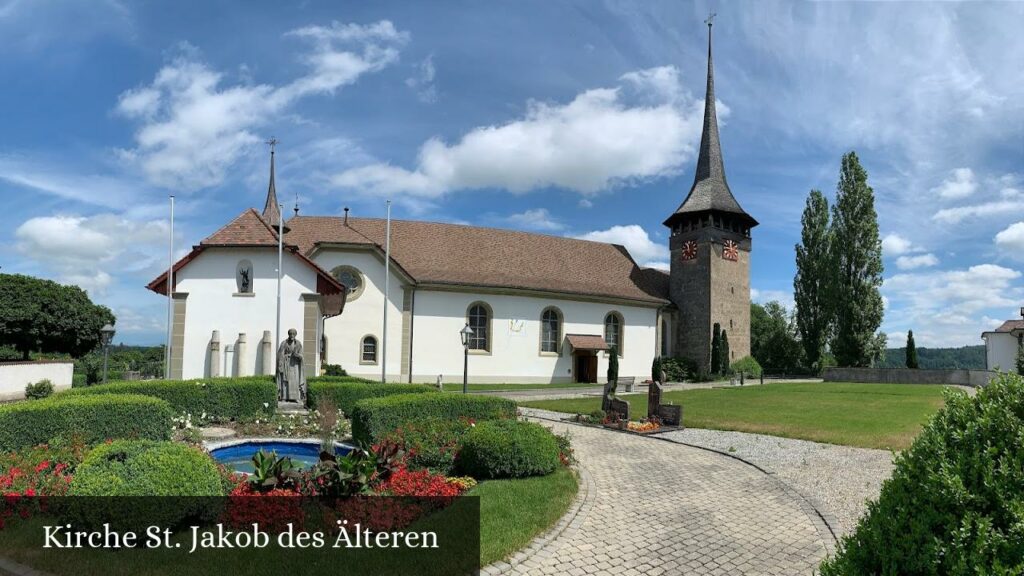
[648,381,663,419]
[657,404,682,427]
[608,397,630,422]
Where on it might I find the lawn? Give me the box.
[521,382,955,450]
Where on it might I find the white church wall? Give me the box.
[175,248,318,380]
[410,290,658,384]
[984,332,1019,371]
[316,250,405,381]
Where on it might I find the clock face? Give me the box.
[722,240,739,261]
[680,240,698,261]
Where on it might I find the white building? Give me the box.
[981,315,1024,372]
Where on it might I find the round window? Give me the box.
[331,266,365,301]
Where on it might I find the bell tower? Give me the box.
[665,15,758,375]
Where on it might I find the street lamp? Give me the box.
[459,324,474,394]
[100,324,116,384]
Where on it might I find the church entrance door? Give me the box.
[574,353,598,383]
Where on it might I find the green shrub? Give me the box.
[68,440,223,530]
[379,418,475,474]
[730,356,763,378]
[62,376,275,420]
[456,420,560,479]
[660,356,698,382]
[351,393,517,445]
[71,373,87,388]
[0,394,172,451]
[24,379,54,400]
[820,373,1024,575]
[307,381,436,416]
[321,364,348,377]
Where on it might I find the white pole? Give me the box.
[382,200,391,383]
[276,203,283,397]
[165,195,174,379]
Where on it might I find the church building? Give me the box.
[147,21,756,383]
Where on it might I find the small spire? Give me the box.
[343,207,350,226]
[293,190,299,217]
[261,137,286,231]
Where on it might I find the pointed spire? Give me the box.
[261,138,288,232]
[664,15,756,228]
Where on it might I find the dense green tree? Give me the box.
[876,345,985,370]
[720,330,731,374]
[751,302,806,374]
[905,330,919,369]
[607,346,619,385]
[710,323,722,375]
[829,152,884,367]
[0,273,115,360]
[1017,345,1024,377]
[794,189,832,371]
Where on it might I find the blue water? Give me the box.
[210,441,355,474]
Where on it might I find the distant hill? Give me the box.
[876,345,986,370]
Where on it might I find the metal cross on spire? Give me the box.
[705,12,716,28]
[266,137,278,154]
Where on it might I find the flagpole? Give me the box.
[382,200,391,384]
[165,195,174,379]
[276,202,283,396]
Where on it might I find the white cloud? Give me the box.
[572,224,668,268]
[933,168,977,199]
[933,199,1024,224]
[332,66,706,198]
[995,222,1024,254]
[405,54,437,103]
[896,253,939,270]
[883,264,1023,346]
[751,288,795,311]
[881,233,915,256]
[15,214,170,295]
[116,20,408,191]
[504,208,564,232]
[578,199,594,209]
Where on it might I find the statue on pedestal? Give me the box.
[277,329,306,403]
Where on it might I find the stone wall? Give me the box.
[823,367,996,387]
[0,361,74,401]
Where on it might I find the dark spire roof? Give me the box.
[261,139,289,233]
[664,19,757,228]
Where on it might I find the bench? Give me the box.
[618,376,636,393]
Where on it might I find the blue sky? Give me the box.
[2,0,1023,348]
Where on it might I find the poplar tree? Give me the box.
[720,329,731,374]
[710,323,722,375]
[794,189,832,371]
[905,330,919,369]
[829,152,884,367]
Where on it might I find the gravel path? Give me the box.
[651,428,894,537]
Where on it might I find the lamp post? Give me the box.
[459,324,474,394]
[100,324,116,384]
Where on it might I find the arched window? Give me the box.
[467,302,491,352]
[330,265,365,301]
[604,312,624,355]
[540,307,562,354]
[361,335,378,364]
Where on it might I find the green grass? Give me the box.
[521,382,955,450]
[440,382,601,392]
[472,466,579,565]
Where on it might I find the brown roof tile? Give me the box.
[566,334,610,351]
[993,320,1024,333]
[284,216,670,305]
[202,209,280,246]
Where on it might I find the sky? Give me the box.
[1,0,1023,348]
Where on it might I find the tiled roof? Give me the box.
[284,216,670,305]
[992,320,1024,333]
[202,209,280,246]
[566,334,610,351]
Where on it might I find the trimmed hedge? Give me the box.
[456,419,560,479]
[820,372,1024,575]
[0,394,172,451]
[307,381,437,416]
[351,393,517,444]
[68,440,223,530]
[63,376,275,420]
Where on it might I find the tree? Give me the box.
[651,356,662,382]
[905,330,919,369]
[607,346,619,386]
[794,189,832,371]
[0,273,115,360]
[1016,345,1024,377]
[751,302,806,374]
[829,152,884,367]
[710,323,722,375]
[720,330,731,374]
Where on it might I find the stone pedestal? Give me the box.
[209,330,221,378]
[236,333,248,377]
[261,331,273,376]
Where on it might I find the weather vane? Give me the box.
[266,137,278,153]
[705,12,716,28]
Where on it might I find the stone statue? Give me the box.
[239,268,250,293]
[277,329,305,403]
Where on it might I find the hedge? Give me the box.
[456,419,560,479]
[307,381,437,416]
[68,440,223,530]
[820,372,1024,575]
[62,376,276,420]
[0,394,173,451]
[350,393,517,444]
